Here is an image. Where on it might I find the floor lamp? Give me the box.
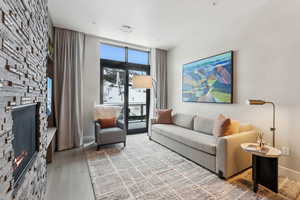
[132,75,157,109]
[132,75,157,139]
[247,99,276,147]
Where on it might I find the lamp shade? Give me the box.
[132,75,152,89]
[247,99,266,105]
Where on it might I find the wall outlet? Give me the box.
[281,147,290,156]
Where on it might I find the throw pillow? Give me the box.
[213,114,231,137]
[98,117,117,128]
[156,109,173,124]
[224,120,240,136]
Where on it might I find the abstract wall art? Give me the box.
[182,51,233,103]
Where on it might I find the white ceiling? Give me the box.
[48,0,269,50]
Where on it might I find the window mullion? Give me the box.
[125,47,128,63]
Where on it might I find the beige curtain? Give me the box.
[155,49,168,109]
[54,28,85,151]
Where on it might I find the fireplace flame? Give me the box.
[13,151,28,170]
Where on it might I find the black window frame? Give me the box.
[99,43,151,134]
[100,43,150,65]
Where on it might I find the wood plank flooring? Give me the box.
[46,147,95,200]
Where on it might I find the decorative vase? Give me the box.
[257,131,265,151]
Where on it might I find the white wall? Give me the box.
[167,1,300,173]
[83,35,100,141]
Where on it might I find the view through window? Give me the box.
[100,43,150,133]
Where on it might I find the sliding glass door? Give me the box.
[101,67,126,127]
[128,70,148,133]
[100,43,150,134]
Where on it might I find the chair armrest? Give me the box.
[94,121,101,140]
[94,120,101,128]
[216,130,257,179]
[116,120,126,131]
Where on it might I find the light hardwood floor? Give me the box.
[46,147,95,200]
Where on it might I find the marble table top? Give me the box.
[241,143,281,158]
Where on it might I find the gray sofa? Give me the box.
[150,113,257,179]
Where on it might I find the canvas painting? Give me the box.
[182,51,233,103]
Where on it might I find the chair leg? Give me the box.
[123,141,126,147]
[97,144,100,151]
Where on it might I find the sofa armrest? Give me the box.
[216,130,257,179]
[148,119,157,138]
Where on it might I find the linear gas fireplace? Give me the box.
[12,104,39,189]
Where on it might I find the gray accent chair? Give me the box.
[94,105,126,150]
[150,113,257,179]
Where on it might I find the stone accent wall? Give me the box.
[0,0,49,199]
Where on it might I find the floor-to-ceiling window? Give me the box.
[100,43,150,134]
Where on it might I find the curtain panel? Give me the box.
[54,28,85,151]
[155,49,168,109]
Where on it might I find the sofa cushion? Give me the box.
[152,124,216,155]
[193,116,215,135]
[172,113,194,130]
[97,127,125,144]
[99,127,124,135]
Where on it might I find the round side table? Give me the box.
[241,143,281,193]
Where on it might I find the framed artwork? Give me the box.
[182,51,233,103]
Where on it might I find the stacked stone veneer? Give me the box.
[0,0,49,199]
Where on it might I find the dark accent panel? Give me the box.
[252,155,278,193]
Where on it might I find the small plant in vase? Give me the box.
[257,131,265,150]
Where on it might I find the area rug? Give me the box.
[85,134,298,200]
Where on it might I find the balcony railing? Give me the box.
[103,102,146,122]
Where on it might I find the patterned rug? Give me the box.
[85,134,299,200]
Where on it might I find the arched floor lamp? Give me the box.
[247,99,276,147]
[132,75,157,109]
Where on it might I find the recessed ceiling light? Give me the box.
[120,25,133,33]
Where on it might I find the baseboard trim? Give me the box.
[279,165,300,181]
[83,135,95,144]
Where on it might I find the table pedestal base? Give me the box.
[252,155,278,193]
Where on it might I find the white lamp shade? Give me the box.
[132,75,152,89]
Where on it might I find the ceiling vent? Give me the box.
[120,25,133,33]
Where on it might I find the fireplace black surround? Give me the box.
[12,104,39,189]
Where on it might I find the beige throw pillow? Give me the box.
[213,114,231,137]
[156,109,173,124]
[225,120,240,135]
